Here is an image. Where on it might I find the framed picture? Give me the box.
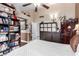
[20,20,27,30]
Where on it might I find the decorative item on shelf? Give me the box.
[15,41,18,45]
[0,34,8,42]
[13,9,17,24]
[9,20,14,25]
[8,42,15,47]
[5,19,9,24]
[9,33,16,40]
[1,43,8,51]
[10,26,14,30]
[10,26,19,32]
[4,27,9,32]
[1,29,3,32]
[15,33,20,40]
[14,26,19,31]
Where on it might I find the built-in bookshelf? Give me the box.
[0,11,21,55]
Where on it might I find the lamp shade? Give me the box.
[68,26,71,29]
[74,24,79,31]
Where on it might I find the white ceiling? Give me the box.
[12,3,51,13]
[13,3,35,12]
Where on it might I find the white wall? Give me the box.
[52,3,75,19]
[32,22,40,40]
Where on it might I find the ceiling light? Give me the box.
[33,3,40,7]
[33,0,40,6]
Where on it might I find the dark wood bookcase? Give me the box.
[0,11,21,55]
[40,22,60,43]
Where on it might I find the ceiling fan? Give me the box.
[21,11,31,17]
[22,3,49,12]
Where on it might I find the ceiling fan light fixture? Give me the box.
[34,3,40,7]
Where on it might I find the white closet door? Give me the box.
[32,22,40,40]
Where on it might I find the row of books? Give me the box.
[0,43,9,52]
[0,18,9,24]
[0,42,19,53]
[0,26,9,32]
[8,41,19,47]
[0,17,19,26]
[10,26,19,32]
[0,33,20,52]
[9,33,20,40]
[9,20,19,26]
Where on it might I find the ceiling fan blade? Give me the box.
[35,6,37,12]
[42,4,49,9]
[21,11,31,17]
[1,3,15,9]
[27,14,31,17]
[23,3,32,7]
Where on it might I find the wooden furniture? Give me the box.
[40,18,78,44]
[9,19,21,48]
[0,11,21,55]
[21,32,31,43]
[60,18,78,44]
[40,22,61,43]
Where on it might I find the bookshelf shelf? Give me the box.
[0,16,8,19]
[0,40,8,43]
[10,45,19,48]
[0,48,10,53]
[10,31,19,33]
[0,24,8,26]
[0,32,8,34]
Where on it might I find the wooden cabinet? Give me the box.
[40,19,78,44]
[60,19,78,44]
[21,32,32,43]
[40,22,61,43]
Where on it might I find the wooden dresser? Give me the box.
[21,31,32,43]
